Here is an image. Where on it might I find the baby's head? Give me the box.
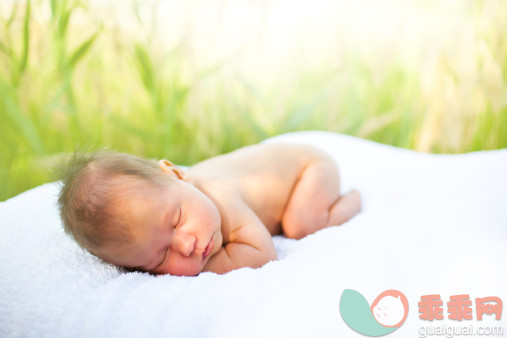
[57,150,222,276]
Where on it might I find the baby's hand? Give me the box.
[202,200,277,274]
[202,239,277,274]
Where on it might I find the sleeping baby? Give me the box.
[57,142,361,276]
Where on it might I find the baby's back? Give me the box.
[186,143,319,235]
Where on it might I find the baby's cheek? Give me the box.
[165,256,203,277]
[199,197,221,228]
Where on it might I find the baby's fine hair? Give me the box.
[56,149,167,254]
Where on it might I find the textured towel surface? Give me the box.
[1,131,506,337]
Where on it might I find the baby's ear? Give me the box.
[158,159,175,173]
[158,159,187,181]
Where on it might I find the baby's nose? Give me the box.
[174,233,197,257]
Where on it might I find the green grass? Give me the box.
[0,0,506,201]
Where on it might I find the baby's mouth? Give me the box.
[202,236,214,260]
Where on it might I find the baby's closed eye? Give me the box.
[173,206,182,228]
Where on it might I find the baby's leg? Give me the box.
[281,156,361,240]
[327,190,362,226]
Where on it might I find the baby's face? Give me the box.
[102,175,223,276]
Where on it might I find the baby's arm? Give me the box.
[202,200,277,274]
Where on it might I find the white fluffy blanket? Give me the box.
[1,131,506,337]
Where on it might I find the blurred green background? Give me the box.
[0,0,506,201]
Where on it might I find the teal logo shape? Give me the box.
[340,289,409,336]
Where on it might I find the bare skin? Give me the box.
[104,142,361,276]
